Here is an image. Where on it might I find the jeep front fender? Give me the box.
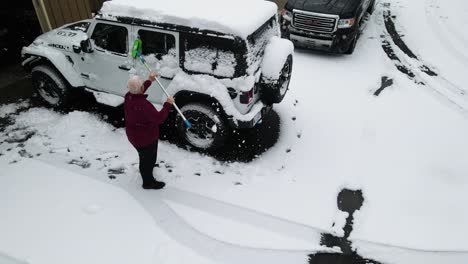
[22,45,84,88]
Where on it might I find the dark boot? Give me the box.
[142,180,166,190]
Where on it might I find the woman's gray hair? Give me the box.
[127,76,143,94]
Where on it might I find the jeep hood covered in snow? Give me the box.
[285,0,361,18]
[27,26,89,54]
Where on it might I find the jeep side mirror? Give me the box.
[80,39,94,53]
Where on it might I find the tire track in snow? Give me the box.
[379,2,468,117]
[425,0,468,66]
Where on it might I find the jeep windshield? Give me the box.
[246,16,279,76]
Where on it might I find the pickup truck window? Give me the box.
[91,23,128,55]
[138,30,176,59]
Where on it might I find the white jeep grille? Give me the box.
[292,10,338,34]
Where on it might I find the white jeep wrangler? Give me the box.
[21,0,294,151]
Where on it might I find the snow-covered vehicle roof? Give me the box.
[99,0,278,39]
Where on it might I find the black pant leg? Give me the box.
[150,141,159,169]
[136,143,156,184]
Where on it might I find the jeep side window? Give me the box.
[65,21,91,32]
[183,36,237,78]
[91,23,128,55]
[138,30,175,59]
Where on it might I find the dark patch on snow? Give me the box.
[18,149,33,158]
[374,76,394,97]
[309,253,380,264]
[69,159,91,169]
[309,189,381,264]
[297,133,302,139]
[420,65,438,77]
[234,182,243,186]
[383,6,439,78]
[214,171,224,175]
[0,152,3,157]
[286,148,292,153]
[194,173,202,176]
[6,148,12,152]
[9,160,18,164]
[168,169,173,173]
[383,10,418,60]
[165,164,174,169]
[108,175,117,180]
[292,117,297,121]
[108,168,125,175]
[381,39,418,81]
[36,153,41,157]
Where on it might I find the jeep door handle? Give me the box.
[118,65,131,71]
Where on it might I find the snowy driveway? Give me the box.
[1,0,468,263]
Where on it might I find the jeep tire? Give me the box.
[260,55,293,105]
[32,65,70,107]
[176,103,229,151]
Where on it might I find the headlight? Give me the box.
[281,9,293,21]
[338,18,355,28]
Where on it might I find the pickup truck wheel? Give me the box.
[31,65,70,107]
[345,34,358,55]
[260,55,293,105]
[176,103,229,151]
[367,0,376,14]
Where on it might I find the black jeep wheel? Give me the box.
[176,103,230,151]
[260,55,293,105]
[31,65,70,107]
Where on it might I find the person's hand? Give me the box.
[149,72,157,81]
[166,96,175,105]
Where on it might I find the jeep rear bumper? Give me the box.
[228,104,272,129]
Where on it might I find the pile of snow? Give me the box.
[0,101,30,118]
[100,0,278,39]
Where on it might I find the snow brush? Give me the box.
[131,39,192,129]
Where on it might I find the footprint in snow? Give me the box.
[69,159,91,169]
[18,149,34,158]
[83,204,103,215]
[108,167,125,175]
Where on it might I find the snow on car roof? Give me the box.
[99,0,278,39]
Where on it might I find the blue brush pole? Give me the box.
[135,51,192,129]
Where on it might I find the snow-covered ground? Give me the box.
[1,0,468,263]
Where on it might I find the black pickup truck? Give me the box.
[280,0,376,54]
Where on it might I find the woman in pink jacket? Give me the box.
[125,72,174,190]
